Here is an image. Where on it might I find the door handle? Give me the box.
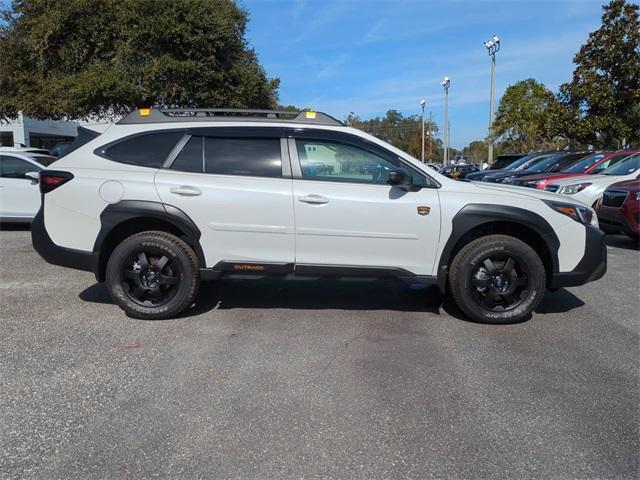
[170,186,201,196]
[299,194,329,205]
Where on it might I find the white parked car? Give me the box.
[32,108,606,324]
[0,149,57,222]
[545,153,640,207]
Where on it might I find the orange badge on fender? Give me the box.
[417,206,431,216]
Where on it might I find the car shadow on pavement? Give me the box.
[605,234,639,251]
[79,279,586,321]
[0,222,31,231]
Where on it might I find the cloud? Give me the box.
[316,53,351,79]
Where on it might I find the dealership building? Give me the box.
[0,114,78,150]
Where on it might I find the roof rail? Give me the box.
[117,108,344,126]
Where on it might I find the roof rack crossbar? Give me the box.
[117,108,344,126]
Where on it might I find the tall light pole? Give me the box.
[441,77,450,166]
[420,99,426,163]
[484,34,500,170]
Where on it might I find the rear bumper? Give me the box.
[31,207,97,273]
[550,225,607,288]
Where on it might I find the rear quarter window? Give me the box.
[99,131,184,168]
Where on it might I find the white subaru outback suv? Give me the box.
[32,108,606,324]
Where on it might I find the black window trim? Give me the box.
[163,128,289,179]
[287,128,440,189]
[94,128,187,168]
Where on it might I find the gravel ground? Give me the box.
[0,227,638,479]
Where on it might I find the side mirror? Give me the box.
[387,169,413,190]
[24,171,40,182]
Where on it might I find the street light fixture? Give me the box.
[420,99,426,163]
[484,34,500,170]
[441,77,450,166]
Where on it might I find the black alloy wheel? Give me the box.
[448,234,546,324]
[106,231,199,320]
[122,248,180,307]
[468,254,529,312]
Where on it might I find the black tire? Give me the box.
[106,231,199,319]
[448,235,546,324]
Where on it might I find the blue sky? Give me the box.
[242,0,606,148]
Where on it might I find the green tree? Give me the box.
[558,0,640,148]
[462,141,488,163]
[345,110,439,160]
[0,0,279,120]
[492,78,567,152]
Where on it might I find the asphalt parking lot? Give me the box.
[1,227,638,479]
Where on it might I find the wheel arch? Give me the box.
[93,200,205,282]
[437,204,560,292]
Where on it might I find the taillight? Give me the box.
[39,170,74,194]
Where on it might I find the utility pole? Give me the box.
[484,34,500,170]
[441,77,450,166]
[420,99,426,162]
[428,110,433,161]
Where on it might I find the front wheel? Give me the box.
[106,231,200,319]
[448,235,546,324]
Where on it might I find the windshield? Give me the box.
[562,153,605,173]
[602,154,640,175]
[523,153,566,173]
[504,153,544,171]
[28,155,57,166]
[591,152,634,174]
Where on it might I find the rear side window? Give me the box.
[171,136,203,173]
[102,131,184,168]
[204,138,281,178]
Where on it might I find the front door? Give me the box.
[0,155,41,219]
[290,135,441,276]
[154,130,295,268]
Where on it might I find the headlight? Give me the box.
[559,183,591,195]
[636,192,640,201]
[543,200,595,225]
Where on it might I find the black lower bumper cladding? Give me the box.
[550,225,607,288]
[31,208,97,273]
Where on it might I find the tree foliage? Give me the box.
[558,0,640,148]
[345,110,440,161]
[492,78,566,152]
[0,0,279,120]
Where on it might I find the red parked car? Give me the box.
[595,179,640,240]
[507,150,639,190]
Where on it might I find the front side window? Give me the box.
[0,156,39,178]
[102,131,184,168]
[296,139,426,186]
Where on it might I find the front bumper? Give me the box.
[550,224,606,288]
[31,207,98,274]
[596,205,639,236]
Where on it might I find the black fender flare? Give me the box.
[436,204,561,292]
[93,200,205,280]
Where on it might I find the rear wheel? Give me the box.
[106,231,199,319]
[448,235,546,324]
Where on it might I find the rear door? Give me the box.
[154,128,295,268]
[0,155,41,219]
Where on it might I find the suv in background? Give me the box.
[595,179,640,240]
[0,148,58,223]
[466,151,555,182]
[32,108,606,324]
[488,153,526,170]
